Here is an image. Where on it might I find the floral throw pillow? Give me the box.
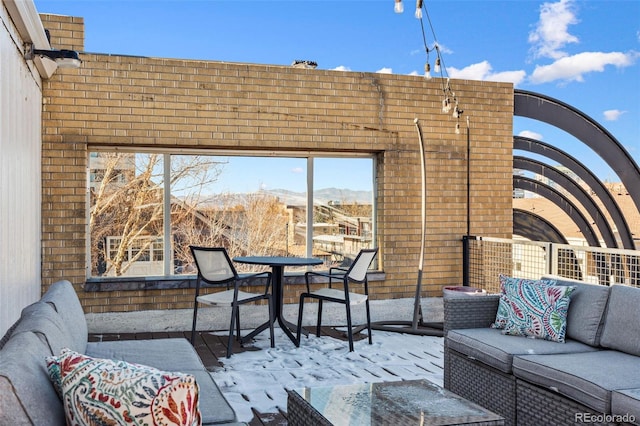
[491,275,557,329]
[46,348,201,426]
[501,281,575,342]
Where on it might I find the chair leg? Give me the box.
[345,304,354,352]
[268,296,275,348]
[316,300,323,337]
[296,295,305,347]
[365,299,373,345]
[191,303,199,344]
[227,303,238,358]
[235,307,241,342]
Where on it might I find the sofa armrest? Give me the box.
[443,294,500,335]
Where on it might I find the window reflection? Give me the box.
[89,152,375,278]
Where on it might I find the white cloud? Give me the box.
[376,67,393,74]
[447,61,492,79]
[332,65,351,72]
[408,70,420,76]
[528,0,579,60]
[518,130,543,140]
[529,51,637,84]
[603,109,626,121]
[291,167,304,174]
[447,61,526,85]
[526,0,639,85]
[486,70,527,86]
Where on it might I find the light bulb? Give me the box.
[442,98,450,113]
[415,0,423,18]
[455,123,461,134]
[452,106,459,118]
[434,57,441,73]
[424,63,432,80]
[394,0,404,13]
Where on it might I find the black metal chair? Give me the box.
[296,248,378,351]
[189,246,274,357]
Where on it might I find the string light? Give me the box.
[442,97,450,113]
[424,62,432,80]
[394,0,465,134]
[394,0,404,14]
[415,0,423,19]
[452,100,460,118]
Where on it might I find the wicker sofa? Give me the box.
[0,280,245,425]
[444,277,640,426]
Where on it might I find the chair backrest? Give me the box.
[346,248,379,282]
[189,246,237,284]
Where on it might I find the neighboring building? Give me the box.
[513,169,526,199]
[513,182,640,247]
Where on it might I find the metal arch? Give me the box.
[514,208,583,280]
[514,176,601,246]
[514,156,618,248]
[514,136,635,249]
[513,208,568,243]
[514,89,640,215]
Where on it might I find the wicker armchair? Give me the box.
[442,295,519,424]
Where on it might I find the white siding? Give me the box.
[0,2,43,337]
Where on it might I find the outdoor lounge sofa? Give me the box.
[0,280,244,425]
[444,276,640,426]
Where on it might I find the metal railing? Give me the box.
[463,235,640,293]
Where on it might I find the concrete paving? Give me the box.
[85,296,444,334]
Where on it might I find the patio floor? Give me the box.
[89,326,444,425]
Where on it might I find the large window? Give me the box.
[88,151,376,278]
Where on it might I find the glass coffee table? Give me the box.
[287,379,504,425]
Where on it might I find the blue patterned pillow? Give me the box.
[46,348,202,426]
[494,276,575,342]
[501,283,574,342]
[492,275,558,329]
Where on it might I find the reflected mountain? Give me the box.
[266,188,373,206]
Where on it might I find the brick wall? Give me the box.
[39,14,513,313]
[40,13,84,51]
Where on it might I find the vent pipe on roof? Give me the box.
[291,60,317,69]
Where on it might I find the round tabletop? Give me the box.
[233,256,323,267]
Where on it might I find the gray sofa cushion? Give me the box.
[600,285,640,356]
[182,368,239,425]
[543,275,610,346]
[40,280,88,352]
[513,351,640,414]
[86,338,237,425]
[86,338,210,372]
[612,388,640,424]
[447,328,598,373]
[0,331,66,425]
[10,302,75,354]
[2,281,242,426]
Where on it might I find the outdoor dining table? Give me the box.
[233,256,323,345]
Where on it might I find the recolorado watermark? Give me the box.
[575,412,635,423]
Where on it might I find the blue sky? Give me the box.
[35,0,639,184]
[196,156,374,193]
